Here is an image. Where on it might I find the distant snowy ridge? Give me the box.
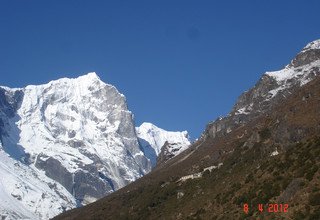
[265,40,320,91]
[301,39,320,51]
[266,39,320,82]
[265,60,320,98]
[232,39,320,118]
[136,122,191,167]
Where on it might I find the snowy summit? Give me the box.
[0,73,191,219]
[136,122,191,167]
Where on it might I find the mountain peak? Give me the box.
[72,72,104,87]
[136,122,191,167]
[288,39,320,68]
[23,72,104,91]
[77,72,101,81]
[138,122,188,136]
[139,122,161,131]
[0,71,151,217]
[302,39,320,52]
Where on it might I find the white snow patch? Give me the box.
[264,60,320,100]
[178,163,223,182]
[235,103,253,115]
[270,149,279,156]
[302,39,320,51]
[266,60,320,82]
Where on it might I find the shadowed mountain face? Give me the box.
[55,40,320,220]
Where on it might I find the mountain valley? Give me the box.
[55,40,320,220]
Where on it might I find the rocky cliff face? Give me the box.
[0,149,76,220]
[0,73,145,218]
[5,73,151,203]
[0,72,191,219]
[156,141,188,166]
[0,87,78,219]
[204,40,320,143]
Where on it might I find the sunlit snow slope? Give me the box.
[0,150,75,220]
[136,122,190,167]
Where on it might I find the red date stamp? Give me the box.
[243,203,288,214]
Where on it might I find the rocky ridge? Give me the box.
[204,39,320,144]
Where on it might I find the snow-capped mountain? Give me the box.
[0,73,190,219]
[204,39,320,141]
[136,122,190,167]
[233,39,320,115]
[53,39,320,220]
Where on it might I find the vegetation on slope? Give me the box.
[55,75,320,220]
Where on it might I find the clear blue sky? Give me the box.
[1,0,320,139]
